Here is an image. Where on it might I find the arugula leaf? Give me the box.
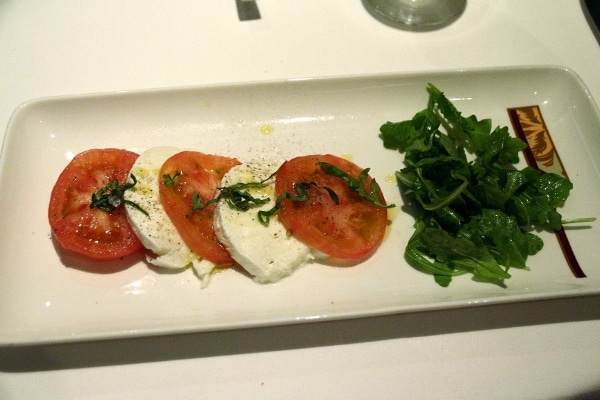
[380,83,577,287]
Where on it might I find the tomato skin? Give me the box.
[159,151,241,265]
[48,148,143,261]
[275,154,388,261]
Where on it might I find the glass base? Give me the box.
[363,0,467,31]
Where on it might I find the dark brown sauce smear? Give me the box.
[508,106,585,278]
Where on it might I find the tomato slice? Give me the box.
[275,154,388,261]
[159,151,241,265]
[48,148,143,260]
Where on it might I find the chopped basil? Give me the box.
[257,181,339,226]
[90,174,148,216]
[163,171,181,187]
[191,172,276,212]
[196,163,393,226]
[316,162,395,209]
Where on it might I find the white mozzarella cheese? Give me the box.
[214,159,316,283]
[124,146,214,287]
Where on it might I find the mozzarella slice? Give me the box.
[214,159,315,283]
[124,146,214,287]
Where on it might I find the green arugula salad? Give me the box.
[380,84,593,287]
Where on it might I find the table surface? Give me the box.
[1,1,599,399]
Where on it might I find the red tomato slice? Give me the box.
[159,151,241,265]
[48,148,143,260]
[275,154,388,261]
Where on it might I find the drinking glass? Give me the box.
[363,0,466,31]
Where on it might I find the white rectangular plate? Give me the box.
[1,66,599,345]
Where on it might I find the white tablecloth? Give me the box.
[1,1,599,398]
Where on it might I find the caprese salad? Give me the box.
[48,147,394,286]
